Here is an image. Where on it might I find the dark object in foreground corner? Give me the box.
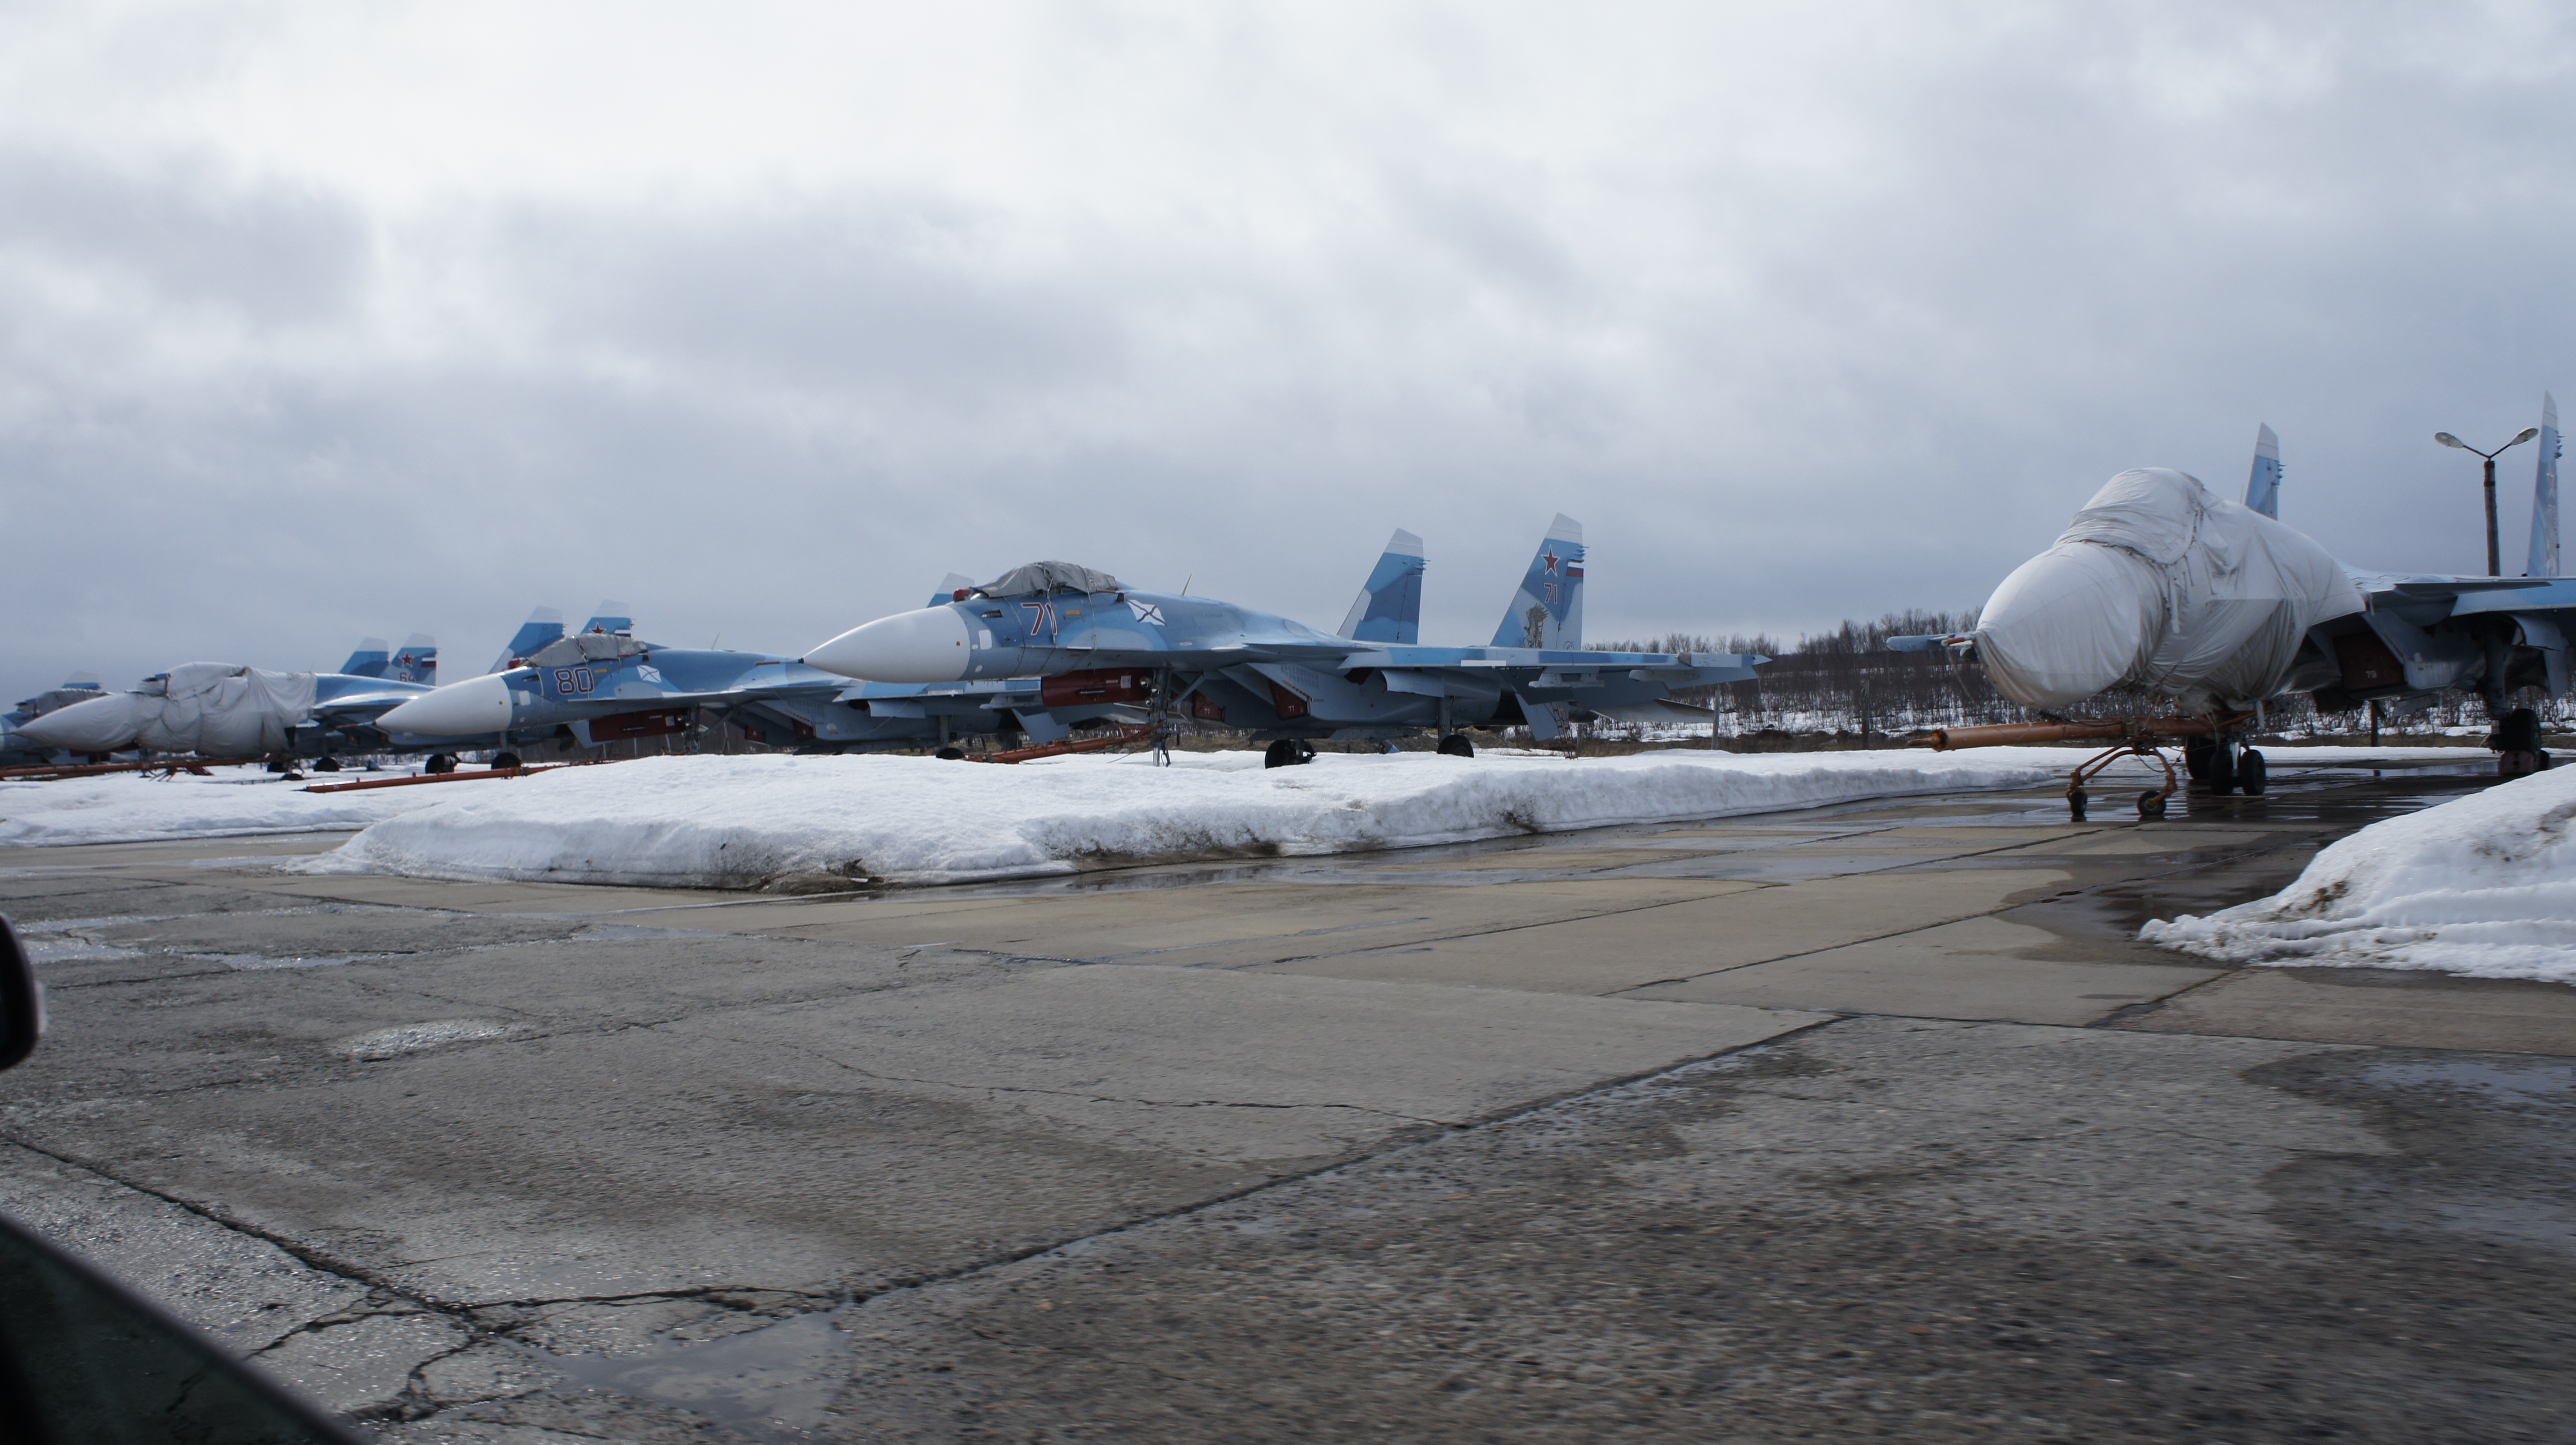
[0,915,367,1445]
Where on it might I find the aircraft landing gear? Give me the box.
[1436,734,1475,758]
[2491,706,2552,777]
[933,747,966,761]
[2238,748,2267,795]
[2068,789,2089,821]
[424,753,458,775]
[2183,736,2214,781]
[2137,790,2166,820]
[489,752,523,771]
[313,757,343,773]
[2205,742,2235,795]
[1263,739,1316,768]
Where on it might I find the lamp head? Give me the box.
[2436,432,2468,449]
[2511,427,2542,447]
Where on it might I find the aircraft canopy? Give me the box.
[973,562,1128,597]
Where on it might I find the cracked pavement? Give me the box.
[0,758,2571,1441]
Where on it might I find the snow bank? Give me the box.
[297,747,2081,889]
[0,767,453,847]
[2142,766,2576,982]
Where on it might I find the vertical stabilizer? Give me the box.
[339,637,392,679]
[1491,515,1585,650]
[2245,424,2282,519]
[2531,393,2561,577]
[391,634,438,686]
[490,607,565,672]
[1338,530,1427,644]
[581,601,634,638]
[929,572,977,608]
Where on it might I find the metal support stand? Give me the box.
[2065,742,2177,822]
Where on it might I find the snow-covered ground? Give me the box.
[2142,765,2576,983]
[0,766,457,848]
[295,747,2100,890]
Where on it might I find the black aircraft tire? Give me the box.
[2206,745,2235,795]
[1296,740,1317,763]
[2137,790,2166,820]
[424,754,456,775]
[314,757,343,772]
[489,752,523,771]
[1437,734,1475,758]
[2183,737,2214,781]
[934,747,966,761]
[1263,740,1294,768]
[2068,789,2088,821]
[2238,748,2267,795]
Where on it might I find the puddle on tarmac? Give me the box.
[2360,1057,2576,1109]
[538,1308,849,1442]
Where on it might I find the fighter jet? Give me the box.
[1896,397,2576,816]
[802,517,1764,765]
[379,542,1438,757]
[1,674,108,766]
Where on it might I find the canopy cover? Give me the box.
[130,663,317,754]
[973,562,1128,597]
[1975,468,2364,712]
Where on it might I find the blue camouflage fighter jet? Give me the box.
[804,517,1766,766]
[379,539,1439,757]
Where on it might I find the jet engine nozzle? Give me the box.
[16,694,146,753]
[1971,542,2164,711]
[806,608,973,684]
[376,673,519,737]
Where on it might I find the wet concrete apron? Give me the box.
[0,754,2567,1442]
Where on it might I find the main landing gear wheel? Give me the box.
[933,747,966,761]
[2237,748,2267,795]
[424,754,457,775]
[313,757,343,773]
[1263,739,1316,768]
[1436,734,1475,758]
[2183,737,2215,781]
[2205,744,2236,795]
[489,752,523,771]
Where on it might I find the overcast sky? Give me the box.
[4,1,2572,700]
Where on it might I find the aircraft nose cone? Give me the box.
[806,608,973,683]
[1972,542,2164,710]
[17,694,143,752]
[377,673,517,736]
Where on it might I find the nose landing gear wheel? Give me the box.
[2137,790,2166,820]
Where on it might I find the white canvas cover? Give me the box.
[132,663,318,754]
[1975,468,2365,712]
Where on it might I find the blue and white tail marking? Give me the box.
[1338,530,1425,645]
[390,633,437,685]
[340,637,392,678]
[490,607,566,673]
[2245,423,2282,519]
[1491,514,1585,650]
[579,601,633,638]
[2532,393,2561,578]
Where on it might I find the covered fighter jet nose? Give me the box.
[377,673,517,736]
[1971,542,2164,711]
[806,608,973,683]
[16,694,144,752]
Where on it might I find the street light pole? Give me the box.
[2436,426,2541,576]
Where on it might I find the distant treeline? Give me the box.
[1594,610,2574,739]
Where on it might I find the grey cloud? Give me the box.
[0,148,369,325]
